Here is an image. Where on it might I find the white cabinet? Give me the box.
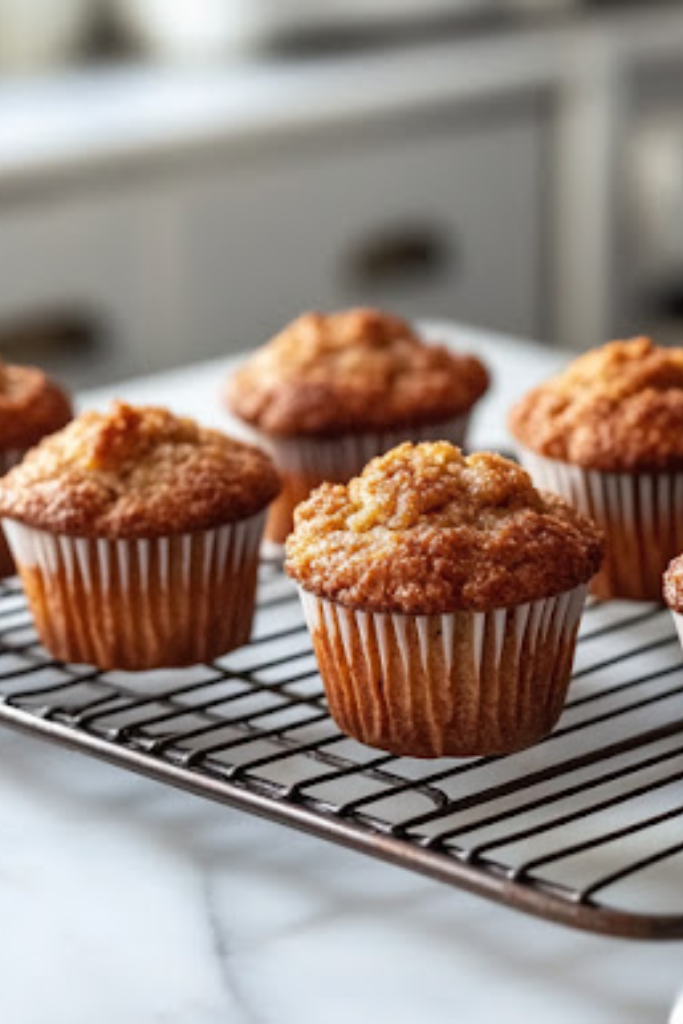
[177,100,548,355]
[0,189,162,380]
[0,97,548,380]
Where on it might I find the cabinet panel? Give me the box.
[0,188,188,382]
[179,103,547,355]
[0,100,549,381]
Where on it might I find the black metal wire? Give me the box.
[0,567,682,940]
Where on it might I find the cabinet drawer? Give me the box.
[0,191,157,379]
[180,100,548,354]
[0,98,549,382]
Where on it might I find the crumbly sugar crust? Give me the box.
[0,401,280,538]
[285,441,603,613]
[227,308,489,437]
[0,362,72,449]
[664,556,683,612]
[509,336,683,471]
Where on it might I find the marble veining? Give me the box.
[200,871,267,1024]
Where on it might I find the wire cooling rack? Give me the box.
[0,560,682,941]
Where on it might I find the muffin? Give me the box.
[0,360,72,576]
[664,556,683,646]
[510,336,683,601]
[286,441,603,758]
[0,401,280,670]
[227,308,489,544]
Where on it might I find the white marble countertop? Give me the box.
[2,323,683,1024]
[1,4,683,192]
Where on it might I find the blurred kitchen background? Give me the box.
[0,0,682,388]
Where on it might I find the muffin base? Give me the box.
[299,585,588,758]
[3,515,265,670]
[519,449,683,601]
[262,415,470,544]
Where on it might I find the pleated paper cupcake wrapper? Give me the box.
[257,414,470,545]
[519,448,683,600]
[267,414,470,477]
[3,512,266,670]
[298,584,588,758]
[0,448,27,577]
[671,611,683,653]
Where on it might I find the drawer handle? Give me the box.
[0,309,98,362]
[344,222,455,291]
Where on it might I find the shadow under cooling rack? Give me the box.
[0,562,682,941]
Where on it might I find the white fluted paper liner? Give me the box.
[3,512,266,670]
[267,414,470,478]
[298,584,588,758]
[0,449,27,576]
[519,448,683,600]
[671,612,683,650]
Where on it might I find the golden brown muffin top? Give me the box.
[663,556,683,612]
[0,361,72,451]
[286,441,603,613]
[227,308,489,437]
[0,401,280,538]
[509,337,683,472]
